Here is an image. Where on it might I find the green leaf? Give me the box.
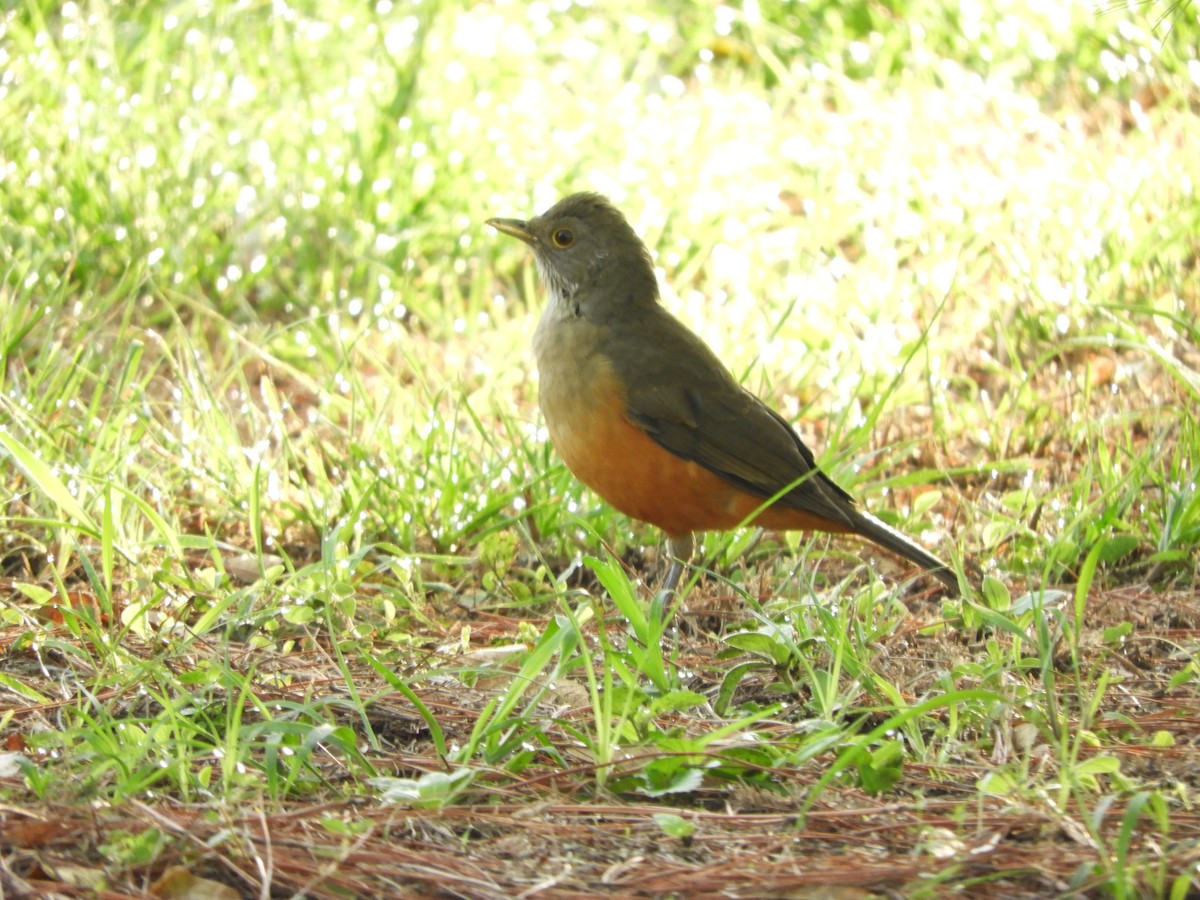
[635,762,704,798]
[1147,549,1189,564]
[910,489,943,519]
[320,816,373,836]
[0,431,98,533]
[723,631,791,665]
[851,739,905,795]
[1101,622,1133,644]
[652,813,697,839]
[977,770,1017,795]
[585,554,646,637]
[1076,755,1120,776]
[98,828,167,867]
[372,768,474,808]
[14,582,53,604]
[0,672,52,704]
[715,661,762,715]
[1168,662,1198,690]
[648,690,706,715]
[981,576,1011,611]
[1097,535,1139,563]
[1010,589,1070,615]
[283,605,316,625]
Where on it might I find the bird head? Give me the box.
[488,192,657,313]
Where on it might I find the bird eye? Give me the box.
[551,228,574,248]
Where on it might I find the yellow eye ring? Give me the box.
[551,228,574,248]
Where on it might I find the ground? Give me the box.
[1,0,1199,897]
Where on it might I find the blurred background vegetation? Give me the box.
[2,2,1199,893]
[3,0,1197,591]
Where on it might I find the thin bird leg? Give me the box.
[661,532,695,599]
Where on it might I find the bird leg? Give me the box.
[660,532,695,599]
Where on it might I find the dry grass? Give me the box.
[2,0,1199,896]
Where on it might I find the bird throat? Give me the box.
[534,257,579,319]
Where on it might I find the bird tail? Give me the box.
[851,510,960,594]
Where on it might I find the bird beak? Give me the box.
[486,217,535,245]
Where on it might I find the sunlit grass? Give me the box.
[1,0,1198,895]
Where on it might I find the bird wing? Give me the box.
[625,379,860,530]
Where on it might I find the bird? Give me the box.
[487,192,959,596]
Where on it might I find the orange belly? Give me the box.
[541,355,851,540]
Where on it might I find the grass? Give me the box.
[2,0,1199,895]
